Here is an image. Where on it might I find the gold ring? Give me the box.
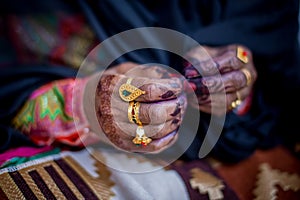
[128,101,134,123]
[128,101,151,146]
[128,101,142,126]
[237,46,249,63]
[132,125,152,146]
[240,68,252,86]
[231,91,242,109]
[119,78,146,102]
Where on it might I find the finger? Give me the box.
[148,131,179,154]
[113,93,186,125]
[144,99,186,139]
[99,118,178,153]
[116,94,186,139]
[126,65,173,79]
[116,118,181,139]
[235,86,253,101]
[111,121,179,153]
[184,45,224,77]
[138,78,184,102]
[184,44,251,77]
[138,94,185,124]
[130,130,179,153]
[214,49,244,73]
[204,45,251,74]
[104,63,170,79]
[197,86,252,115]
[100,117,179,153]
[116,76,184,102]
[197,93,233,116]
[184,57,218,77]
[146,118,182,139]
[188,69,251,95]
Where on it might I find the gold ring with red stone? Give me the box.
[237,46,249,64]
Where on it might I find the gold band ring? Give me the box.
[231,91,242,109]
[119,78,146,102]
[128,101,134,123]
[128,101,142,126]
[128,101,151,146]
[240,68,252,86]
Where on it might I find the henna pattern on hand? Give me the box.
[96,74,128,149]
[161,90,175,99]
[94,65,188,152]
[171,118,180,124]
[185,57,219,76]
[154,67,170,78]
[170,103,181,117]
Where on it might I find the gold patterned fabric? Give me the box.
[0,152,114,200]
[0,148,191,200]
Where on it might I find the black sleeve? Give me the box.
[187,0,300,162]
[191,0,300,88]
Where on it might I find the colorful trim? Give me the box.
[12,78,97,147]
[0,153,115,200]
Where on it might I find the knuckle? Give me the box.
[141,83,156,100]
[149,105,167,124]
[231,55,242,68]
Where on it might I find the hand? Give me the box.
[184,44,257,115]
[85,62,187,153]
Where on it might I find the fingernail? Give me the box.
[171,104,181,116]
[202,79,214,87]
[172,119,180,124]
[183,81,196,93]
[161,90,175,99]
[185,69,198,77]
[183,61,192,68]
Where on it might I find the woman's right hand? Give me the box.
[84,62,187,153]
[183,44,257,116]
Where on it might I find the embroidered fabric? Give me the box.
[12,78,100,147]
